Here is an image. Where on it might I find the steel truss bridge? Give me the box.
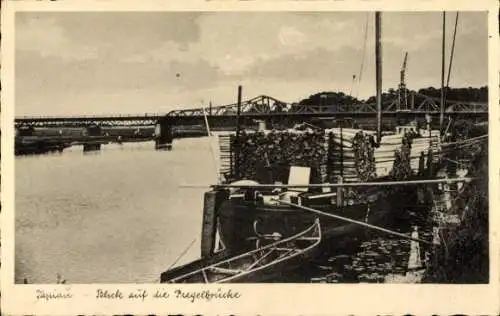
[15,93,488,129]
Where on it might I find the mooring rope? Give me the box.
[272,199,432,245]
[165,238,197,272]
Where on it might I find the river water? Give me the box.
[15,138,218,284]
[15,137,431,284]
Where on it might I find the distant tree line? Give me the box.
[294,86,488,111]
[415,86,488,102]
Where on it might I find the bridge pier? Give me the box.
[154,118,174,150]
[83,124,102,152]
[83,143,101,152]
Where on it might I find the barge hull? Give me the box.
[217,197,392,253]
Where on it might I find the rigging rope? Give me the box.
[446,12,460,89]
[441,134,487,147]
[355,13,370,99]
[202,103,222,184]
[442,11,459,119]
[273,199,433,245]
[165,237,197,272]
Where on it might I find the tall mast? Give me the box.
[375,12,382,144]
[398,52,409,111]
[440,12,446,134]
[234,85,243,178]
[236,85,242,139]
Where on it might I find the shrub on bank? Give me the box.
[424,135,488,283]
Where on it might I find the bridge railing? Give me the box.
[14,93,488,123]
[16,113,166,120]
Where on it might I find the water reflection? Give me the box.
[16,139,217,284]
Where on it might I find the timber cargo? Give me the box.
[209,123,440,255]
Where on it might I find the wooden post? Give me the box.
[337,176,344,207]
[419,151,425,176]
[229,134,234,182]
[340,127,344,178]
[427,148,434,177]
[201,190,228,258]
[407,227,423,271]
[327,132,334,183]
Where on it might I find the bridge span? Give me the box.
[15,93,488,128]
[14,93,488,150]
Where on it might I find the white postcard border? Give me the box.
[2,0,499,315]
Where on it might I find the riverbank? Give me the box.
[423,137,488,283]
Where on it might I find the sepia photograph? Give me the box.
[12,9,491,287]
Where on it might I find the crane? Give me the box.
[397,52,409,111]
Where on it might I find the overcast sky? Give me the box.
[15,11,488,116]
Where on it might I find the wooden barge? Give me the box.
[159,12,444,283]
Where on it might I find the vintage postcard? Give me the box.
[1,0,499,315]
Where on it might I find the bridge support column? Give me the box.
[83,124,102,152]
[154,118,174,150]
[83,143,101,152]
